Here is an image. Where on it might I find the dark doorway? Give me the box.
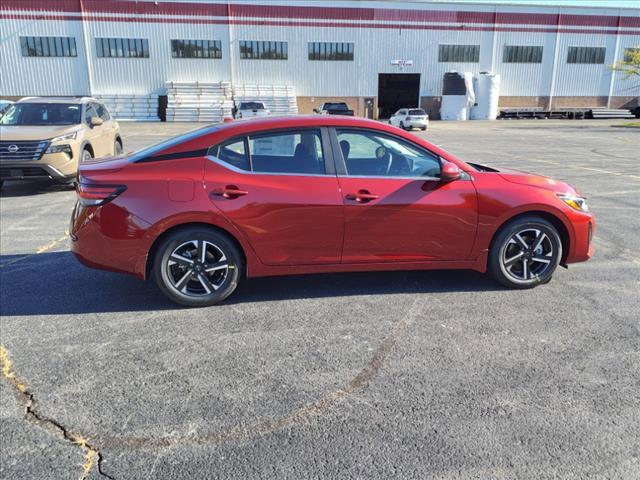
[377,73,420,119]
[364,97,374,119]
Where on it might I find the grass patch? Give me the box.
[620,122,640,127]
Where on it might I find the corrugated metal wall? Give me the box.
[1,0,639,102]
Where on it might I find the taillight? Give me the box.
[76,183,126,207]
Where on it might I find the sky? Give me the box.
[428,0,640,8]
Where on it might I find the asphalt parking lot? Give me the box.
[1,119,639,479]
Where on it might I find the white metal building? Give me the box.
[1,0,639,118]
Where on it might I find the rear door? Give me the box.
[204,127,344,266]
[332,127,478,263]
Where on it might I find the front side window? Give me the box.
[213,129,326,175]
[94,103,110,121]
[84,104,98,124]
[0,103,81,126]
[336,129,440,178]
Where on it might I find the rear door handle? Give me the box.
[211,185,248,199]
[345,190,379,203]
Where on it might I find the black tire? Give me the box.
[154,227,243,307]
[488,216,562,289]
[399,121,406,130]
[82,148,93,162]
[114,139,123,156]
[421,126,427,131]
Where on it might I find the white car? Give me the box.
[235,101,270,119]
[389,108,429,131]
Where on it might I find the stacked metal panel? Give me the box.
[93,94,159,121]
[165,81,233,122]
[233,85,298,116]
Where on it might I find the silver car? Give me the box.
[389,108,429,131]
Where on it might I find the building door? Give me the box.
[377,73,420,119]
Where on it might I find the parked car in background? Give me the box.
[71,115,594,307]
[389,108,429,130]
[314,102,354,116]
[0,97,122,188]
[0,100,14,118]
[235,101,270,119]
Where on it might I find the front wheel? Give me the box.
[154,227,243,307]
[114,139,123,156]
[488,216,562,288]
[399,121,406,130]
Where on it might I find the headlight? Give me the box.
[46,144,73,157]
[557,193,589,212]
[49,131,78,143]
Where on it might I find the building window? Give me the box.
[239,41,287,60]
[567,47,606,64]
[308,42,354,61]
[438,44,480,63]
[20,36,77,57]
[96,38,149,58]
[171,40,222,59]
[503,45,543,63]
[623,47,640,62]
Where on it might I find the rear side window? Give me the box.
[212,129,326,175]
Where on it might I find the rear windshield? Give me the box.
[128,125,219,162]
[408,109,426,116]
[325,103,348,110]
[0,103,82,126]
[240,102,264,110]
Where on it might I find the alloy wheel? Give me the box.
[165,240,229,297]
[500,228,556,283]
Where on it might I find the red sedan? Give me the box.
[71,116,594,307]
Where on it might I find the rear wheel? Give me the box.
[489,216,562,288]
[154,227,243,307]
[421,126,427,131]
[399,121,406,130]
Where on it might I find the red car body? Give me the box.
[71,116,593,285]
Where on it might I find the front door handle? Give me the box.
[211,185,248,199]
[345,190,379,203]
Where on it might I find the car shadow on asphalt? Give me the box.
[0,251,501,316]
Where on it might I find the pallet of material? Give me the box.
[233,84,298,115]
[165,81,233,123]
[93,94,160,121]
[587,108,635,119]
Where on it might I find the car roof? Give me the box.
[214,115,383,135]
[16,97,96,105]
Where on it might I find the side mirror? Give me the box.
[440,161,461,182]
[313,108,319,114]
[90,116,103,127]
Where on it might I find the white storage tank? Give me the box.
[470,72,501,120]
[440,72,475,121]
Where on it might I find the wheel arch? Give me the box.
[81,141,94,156]
[144,222,247,280]
[488,210,571,265]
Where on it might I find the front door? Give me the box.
[333,128,478,263]
[205,127,344,266]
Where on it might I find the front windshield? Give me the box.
[408,109,426,116]
[0,103,82,126]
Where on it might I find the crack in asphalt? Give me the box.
[101,297,423,450]
[1,297,423,467]
[0,346,115,480]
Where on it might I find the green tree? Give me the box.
[611,47,640,78]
